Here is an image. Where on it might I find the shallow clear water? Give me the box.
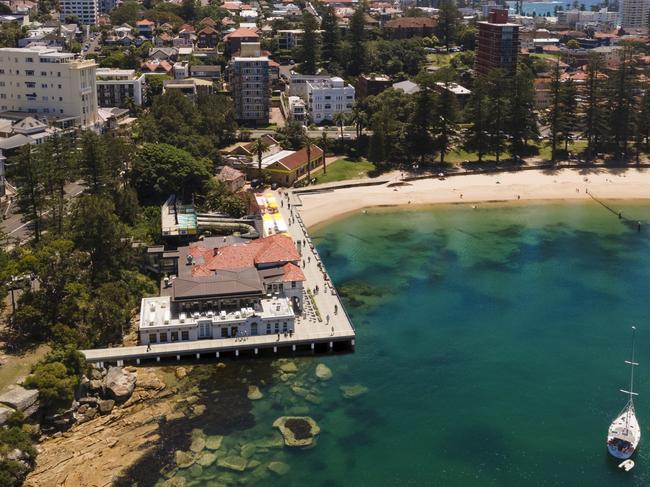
[150,201,650,487]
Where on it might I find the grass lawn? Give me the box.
[0,344,50,392]
[312,158,376,184]
[425,52,459,66]
[445,140,589,164]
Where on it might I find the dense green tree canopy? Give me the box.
[131,143,213,202]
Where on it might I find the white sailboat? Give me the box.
[607,326,641,460]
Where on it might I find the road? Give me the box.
[1,181,84,244]
[246,128,363,139]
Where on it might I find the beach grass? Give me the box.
[313,158,376,184]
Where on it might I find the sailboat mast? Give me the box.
[630,326,636,403]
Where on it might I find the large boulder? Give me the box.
[103,367,136,403]
[0,385,38,414]
[0,405,15,426]
[273,416,320,447]
[247,385,263,400]
[315,364,332,381]
[217,455,247,472]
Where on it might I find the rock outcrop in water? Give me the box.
[273,416,320,447]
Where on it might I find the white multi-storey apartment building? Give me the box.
[619,0,650,31]
[60,0,99,25]
[96,68,145,107]
[0,47,98,127]
[306,77,354,124]
[289,73,355,123]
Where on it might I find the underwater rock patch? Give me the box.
[273,416,320,447]
[315,364,332,381]
[340,384,368,398]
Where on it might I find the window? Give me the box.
[148,333,157,343]
[181,331,189,341]
[40,71,46,76]
[159,332,168,342]
[25,70,34,76]
[26,57,33,63]
[171,331,179,342]
[274,322,279,333]
[291,281,296,288]
[266,323,271,334]
[282,322,288,333]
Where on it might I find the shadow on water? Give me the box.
[115,361,276,487]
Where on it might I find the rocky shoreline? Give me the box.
[22,356,368,487]
[24,367,172,486]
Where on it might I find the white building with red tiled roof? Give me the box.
[139,234,305,344]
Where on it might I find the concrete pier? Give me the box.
[81,191,356,366]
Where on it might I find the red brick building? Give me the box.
[475,9,520,76]
[383,17,437,39]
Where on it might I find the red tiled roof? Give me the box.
[224,27,259,39]
[275,146,323,171]
[217,165,245,181]
[199,26,217,35]
[385,17,436,28]
[137,19,155,26]
[281,262,305,282]
[190,235,300,276]
[179,23,195,32]
[141,60,173,72]
[200,16,216,26]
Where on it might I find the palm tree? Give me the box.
[350,105,367,139]
[302,134,312,184]
[252,137,266,173]
[333,112,346,139]
[320,132,328,175]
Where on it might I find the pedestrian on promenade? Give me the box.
[326,314,330,324]
[146,343,151,352]
[308,256,311,263]
[330,326,334,336]
[277,333,280,341]
[334,304,338,315]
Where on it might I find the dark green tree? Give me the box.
[546,59,562,164]
[433,80,460,165]
[436,0,460,49]
[131,143,212,201]
[321,6,340,65]
[608,47,636,158]
[558,77,578,152]
[77,131,110,194]
[405,88,435,165]
[69,195,130,283]
[9,146,45,242]
[300,12,319,74]
[484,69,509,163]
[582,53,608,159]
[507,64,538,158]
[347,6,366,76]
[463,77,490,163]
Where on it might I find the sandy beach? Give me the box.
[297,168,650,228]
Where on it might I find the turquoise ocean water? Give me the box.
[143,201,650,487]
